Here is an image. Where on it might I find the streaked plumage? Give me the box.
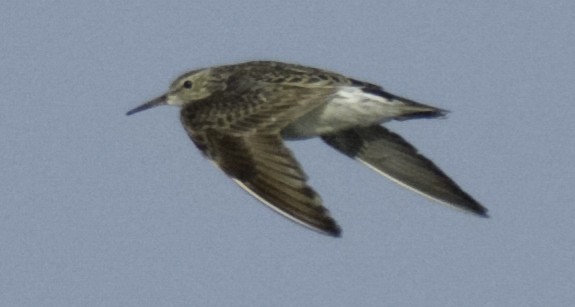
[127,61,487,237]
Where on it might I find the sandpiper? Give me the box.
[127,61,487,237]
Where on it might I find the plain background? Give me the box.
[1,1,574,306]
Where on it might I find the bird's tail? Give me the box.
[350,78,448,121]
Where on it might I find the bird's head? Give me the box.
[126,68,226,116]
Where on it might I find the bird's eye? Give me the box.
[183,80,193,89]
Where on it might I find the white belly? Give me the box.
[282,86,405,139]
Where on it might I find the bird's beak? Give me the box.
[126,94,167,116]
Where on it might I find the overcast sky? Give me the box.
[1,1,574,306]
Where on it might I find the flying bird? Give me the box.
[127,61,487,237]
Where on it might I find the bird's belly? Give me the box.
[282,86,402,139]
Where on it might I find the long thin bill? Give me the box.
[126,95,167,116]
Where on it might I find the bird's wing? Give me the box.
[322,125,487,216]
[205,131,340,236]
[180,85,341,236]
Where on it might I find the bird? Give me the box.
[126,61,487,237]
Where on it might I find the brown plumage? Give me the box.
[127,61,487,237]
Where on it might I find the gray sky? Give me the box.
[2,1,574,306]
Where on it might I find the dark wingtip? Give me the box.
[437,108,450,117]
[318,220,342,237]
[464,200,489,218]
[475,208,490,218]
[326,226,342,237]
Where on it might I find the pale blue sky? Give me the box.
[1,1,574,306]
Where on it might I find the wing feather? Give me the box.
[180,86,342,236]
[322,125,488,216]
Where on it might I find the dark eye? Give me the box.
[183,80,193,89]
